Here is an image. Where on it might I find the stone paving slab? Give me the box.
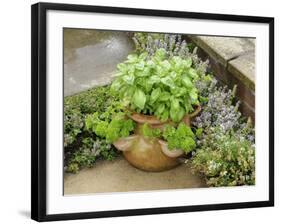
[64,156,207,195]
[64,29,134,96]
[190,35,255,91]
[190,36,255,67]
[228,53,255,90]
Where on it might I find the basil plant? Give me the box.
[111,48,200,122]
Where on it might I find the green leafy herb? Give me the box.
[162,123,196,153]
[64,86,119,173]
[85,109,135,143]
[111,49,200,122]
[191,128,255,187]
[141,123,162,138]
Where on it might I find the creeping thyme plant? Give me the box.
[64,86,119,173]
[191,73,255,186]
[64,31,255,187]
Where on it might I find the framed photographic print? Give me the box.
[31,2,274,222]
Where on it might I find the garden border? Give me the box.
[187,35,256,122]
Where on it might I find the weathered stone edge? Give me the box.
[189,36,255,91]
[190,36,229,67]
[227,54,255,91]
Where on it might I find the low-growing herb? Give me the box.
[191,128,255,187]
[141,123,162,138]
[64,86,114,147]
[64,86,119,173]
[140,122,196,154]
[85,108,135,143]
[162,123,196,153]
[65,137,118,173]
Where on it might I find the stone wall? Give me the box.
[187,36,255,123]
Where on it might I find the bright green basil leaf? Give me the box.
[160,60,171,71]
[126,54,138,63]
[154,48,166,61]
[170,106,185,122]
[132,89,146,109]
[161,76,175,89]
[187,67,198,79]
[135,61,145,70]
[110,80,122,92]
[139,52,148,60]
[147,60,156,68]
[148,75,161,85]
[190,88,198,101]
[122,74,135,85]
[124,86,135,98]
[184,57,192,68]
[156,104,165,115]
[182,75,193,89]
[160,110,169,121]
[150,88,161,103]
[172,87,187,97]
[117,63,127,73]
[158,91,170,102]
[171,98,180,111]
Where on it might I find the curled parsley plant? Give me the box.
[85,102,135,143]
[140,122,196,154]
[162,123,196,153]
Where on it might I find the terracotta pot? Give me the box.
[113,105,201,172]
[129,104,201,128]
[113,135,179,172]
[158,140,184,158]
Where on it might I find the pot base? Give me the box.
[122,136,180,172]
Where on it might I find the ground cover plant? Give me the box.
[191,72,255,186]
[64,86,119,173]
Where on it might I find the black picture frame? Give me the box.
[31,2,274,222]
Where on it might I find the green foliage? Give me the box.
[111,49,200,122]
[132,32,210,76]
[140,122,196,154]
[64,86,113,147]
[191,128,255,187]
[64,86,119,173]
[132,33,166,53]
[85,104,135,143]
[66,137,117,173]
[141,123,162,138]
[162,123,196,153]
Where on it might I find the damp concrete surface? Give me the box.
[64,29,134,96]
[64,157,206,195]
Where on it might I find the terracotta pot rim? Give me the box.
[129,104,201,125]
[158,139,184,158]
[189,104,201,118]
